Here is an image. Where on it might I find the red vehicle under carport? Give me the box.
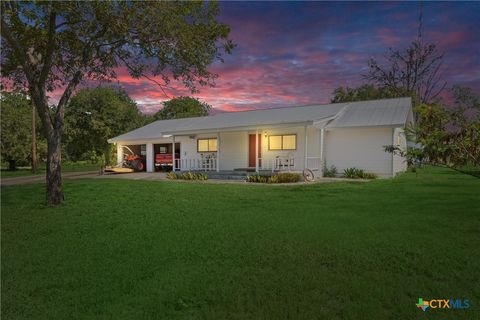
[155,153,180,171]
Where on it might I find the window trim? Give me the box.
[268,134,297,151]
[197,138,218,152]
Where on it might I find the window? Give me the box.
[197,138,217,152]
[268,134,296,150]
[269,136,282,150]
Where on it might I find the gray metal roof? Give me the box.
[109,97,412,142]
[325,97,412,129]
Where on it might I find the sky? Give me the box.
[72,1,480,113]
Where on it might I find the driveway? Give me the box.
[96,172,168,181]
[1,171,99,186]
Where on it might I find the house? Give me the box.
[108,97,413,178]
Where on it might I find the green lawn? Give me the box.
[1,161,101,178]
[1,167,479,319]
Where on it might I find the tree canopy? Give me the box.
[0,92,46,170]
[154,96,211,120]
[363,39,445,104]
[64,87,147,165]
[1,1,234,204]
[385,86,480,168]
[331,84,408,103]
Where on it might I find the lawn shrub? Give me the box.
[323,165,338,177]
[361,172,378,179]
[343,167,364,179]
[343,167,377,179]
[246,174,270,183]
[167,171,208,180]
[246,172,301,183]
[275,172,301,183]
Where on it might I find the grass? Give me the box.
[1,167,479,319]
[1,161,101,178]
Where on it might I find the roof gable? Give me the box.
[325,97,412,129]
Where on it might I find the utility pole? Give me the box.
[31,100,37,173]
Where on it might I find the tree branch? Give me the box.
[55,70,83,129]
[0,16,34,82]
[117,54,171,99]
[39,9,57,86]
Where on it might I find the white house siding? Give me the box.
[255,126,305,170]
[324,127,393,177]
[392,127,407,175]
[116,126,406,176]
[306,126,321,169]
[218,131,249,170]
[180,134,213,161]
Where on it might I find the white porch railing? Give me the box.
[175,158,217,171]
[259,156,297,172]
[173,156,323,174]
[259,156,323,173]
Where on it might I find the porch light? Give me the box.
[264,130,268,138]
[162,134,172,138]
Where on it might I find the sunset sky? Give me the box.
[88,1,480,114]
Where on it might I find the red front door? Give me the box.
[248,134,261,167]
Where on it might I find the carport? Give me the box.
[116,144,147,171]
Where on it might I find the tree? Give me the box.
[364,8,445,106]
[1,2,234,204]
[64,87,147,165]
[385,86,480,168]
[331,84,407,103]
[1,92,46,170]
[451,85,480,112]
[154,96,211,120]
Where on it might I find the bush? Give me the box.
[343,167,363,179]
[323,165,337,177]
[166,171,208,180]
[246,172,301,183]
[246,174,270,183]
[343,167,377,179]
[275,172,301,183]
[361,172,378,179]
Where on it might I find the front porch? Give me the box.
[173,156,323,174]
[115,123,326,178]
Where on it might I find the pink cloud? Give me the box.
[376,28,402,47]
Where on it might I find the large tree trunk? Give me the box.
[46,133,63,205]
[31,100,37,173]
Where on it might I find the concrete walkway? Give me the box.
[96,172,365,185]
[2,171,367,186]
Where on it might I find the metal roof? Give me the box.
[109,97,412,142]
[325,97,412,129]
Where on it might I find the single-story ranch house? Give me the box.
[108,97,413,178]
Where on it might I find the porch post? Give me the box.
[146,142,154,172]
[304,125,308,169]
[216,132,220,172]
[116,143,123,165]
[255,129,259,173]
[172,136,176,171]
[320,129,325,160]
